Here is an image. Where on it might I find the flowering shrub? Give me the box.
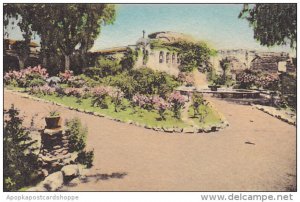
[4,71,22,86]
[255,73,279,91]
[152,95,170,120]
[237,70,279,91]
[167,91,186,119]
[67,76,86,88]
[236,70,257,89]
[109,88,125,112]
[29,85,55,96]
[132,93,152,110]
[91,86,110,108]
[4,65,48,88]
[23,65,48,79]
[59,70,74,83]
[64,88,83,98]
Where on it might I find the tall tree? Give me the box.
[4,4,116,71]
[239,4,296,49]
[219,57,230,85]
[4,4,34,69]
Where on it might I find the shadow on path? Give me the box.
[63,172,128,189]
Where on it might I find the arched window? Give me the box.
[166,52,170,63]
[159,51,164,63]
[177,53,180,64]
[172,53,175,64]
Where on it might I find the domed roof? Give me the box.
[148,31,196,43]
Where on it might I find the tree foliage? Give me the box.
[219,57,231,85]
[239,4,296,49]
[4,4,116,72]
[171,41,215,72]
[4,105,39,191]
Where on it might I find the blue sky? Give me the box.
[5,4,294,53]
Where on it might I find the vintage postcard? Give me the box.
[2,2,296,195]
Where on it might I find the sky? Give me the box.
[5,4,295,54]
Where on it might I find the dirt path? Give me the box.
[4,90,296,191]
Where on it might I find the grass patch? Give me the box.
[5,86,223,129]
[5,85,26,92]
[188,104,222,127]
[42,94,188,128]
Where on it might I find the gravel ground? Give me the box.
[4,90,296,191]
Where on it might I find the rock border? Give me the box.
[5,89,229,134]
[254,105,296,126]
[26,164,87,191]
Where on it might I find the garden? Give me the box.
[4,62,224,132]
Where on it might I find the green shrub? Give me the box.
[67,76,86,88]
[103,72,138,99]
[76,150,94,168]
[65,117,95,168]
[279,73,296,109]
[120,48,137,71]
[65,117,87,153]
[6,78,19,87]
[28,78,46,88]
[130,68,180,98]
[4,105,39,191]
[84,67,103,81]
[171,41,214,72]
[192,93,205,117]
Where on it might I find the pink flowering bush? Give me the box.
[59,70,74,83]
[29,85,55,96]
[91,86,110,108]
[67,76,85,88]
[152,95,170,120]
[132,93,152,110]
[4,65,48,88]
[167,91,186,119]
[64,88,83,98]
[237,69,279,91]
[109,88,125,112]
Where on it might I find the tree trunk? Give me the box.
[18,57,25,70]
[65,55,70,71]
[42,56,48,68]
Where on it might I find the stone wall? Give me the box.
[134,46,180,76]
[211,49,295,75]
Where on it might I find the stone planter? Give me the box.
[45,116,61,129]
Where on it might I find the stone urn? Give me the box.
[45,110,61,129]
[45,116,61,129]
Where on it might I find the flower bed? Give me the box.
[6,86,226,133]
[4,66,226,133]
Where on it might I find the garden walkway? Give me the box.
[4,90,296,191]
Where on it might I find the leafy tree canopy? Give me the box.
[239,4,296,49]
[171,41,216,72]
[4,4,116,71]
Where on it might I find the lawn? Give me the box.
[6,86,223,129]
[42,94,189,128]
[188,104,223,127]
